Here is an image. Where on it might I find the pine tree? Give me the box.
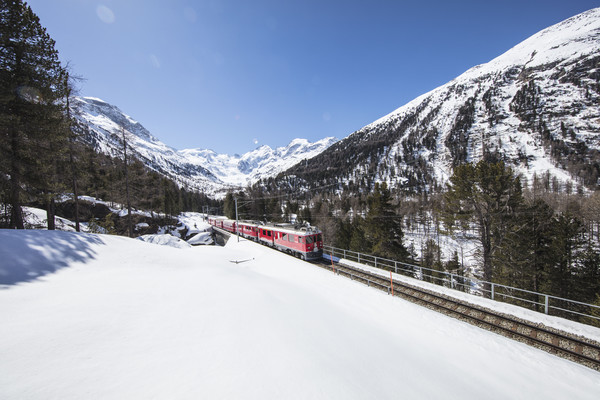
[119,127,133,237]
[363,182,408,261]
[348,216,371,254]
[444,160,522,295]
[545,213,586,301]
[65,72,82,231]
[494,198,555,308]
[0,0,67,229]
[223,192,235,219]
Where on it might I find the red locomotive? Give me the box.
[208,217,323,261]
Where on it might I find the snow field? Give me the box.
[0,229,599,399]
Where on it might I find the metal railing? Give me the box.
[323,245,600,326]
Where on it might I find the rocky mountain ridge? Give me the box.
[71,96,337,195]
[280,7,600,195]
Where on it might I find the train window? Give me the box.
[299,237,304,244]
[306,236,314,244]
[282,233,287,241]
[317,234,322,242]
[288,235,294,242]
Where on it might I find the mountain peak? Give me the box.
[72,96,337,195]
[283,7,600,194]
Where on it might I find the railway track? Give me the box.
[314,259,600,371]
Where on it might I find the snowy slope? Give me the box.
[287,7,600,193]
[370,7,600,186]
[72,97,336,194]
[72,97,222,193]
[1,229,599,399]
[179,137,337,186]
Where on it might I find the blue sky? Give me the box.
[26,0,599,155]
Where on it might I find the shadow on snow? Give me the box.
[0,229,105,287]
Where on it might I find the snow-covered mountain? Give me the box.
[179,137,337,187]
[284,8,600,193]
[71,96,337,194]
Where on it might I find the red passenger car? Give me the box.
[260,223,323,261]
[258,226,274,246]
[222,219,236,234]
[207,215,323,261]
[208,216,226,229]
[238,221,260,241]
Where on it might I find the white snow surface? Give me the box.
[186,231,213,245]
[338,258,600,342]
[177,212,212,236]
[1,229,599,399]
[137,234,192,248]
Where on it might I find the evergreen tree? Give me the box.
[545,213,586,301]
[223,192,235,219]
[334,218,354,249]
[444,160,522,294]
[348,216,371,254]
[65,72,83,231]
[298,204,312,225]
[0,0,67,228]
[577,246,600,307]
[363,182,408,261]
[119,127,133,237]
[445,251,468,292]
[494,198,556,308]
[421,238,444,284]
[496,200,548,287]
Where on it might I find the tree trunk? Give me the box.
[122,128,133,237]
[66,82,80,232]
[480,217,493,297]
[46,194,55,230]
[9,131,24,229]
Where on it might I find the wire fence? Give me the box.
[323,245,600,327]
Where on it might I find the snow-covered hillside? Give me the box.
[72,97,336,195]
[286,7,600,193]
[179,137,337,186]
[1,229,599,399]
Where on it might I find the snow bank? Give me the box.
[177,211,212,235]
[0,230,598,399]
[339,258,600,342]
[186,231,213,245]
[137,234,191,248]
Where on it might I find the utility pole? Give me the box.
[235,197,239,242]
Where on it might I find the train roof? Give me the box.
[209,216,321,236]
[237,220,262,227]
[258,223,321,236]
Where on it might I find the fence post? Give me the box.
[358,253,361,264]
[343,249,346,259]
[491,283,495,300]
[545,295,549,315]
[395,261,398,274]
[375,257,377,269]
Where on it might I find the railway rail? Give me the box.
[314,259,600,371]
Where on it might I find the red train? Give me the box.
[207,216,324,261]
